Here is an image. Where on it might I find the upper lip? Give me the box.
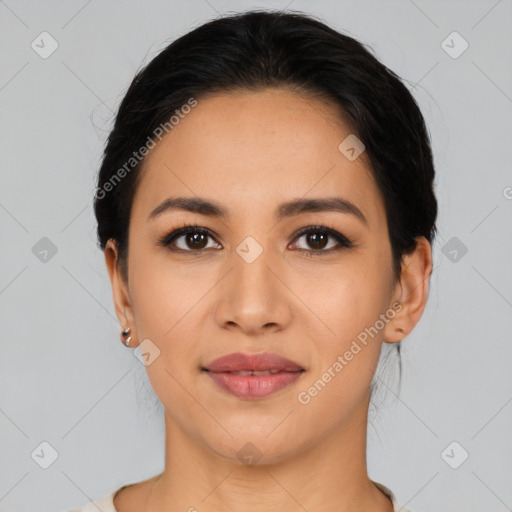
[203,352,304,372]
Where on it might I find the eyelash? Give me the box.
[157,222,355,256]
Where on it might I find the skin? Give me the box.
[104,88,432,512]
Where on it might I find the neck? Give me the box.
[146,398,393,512]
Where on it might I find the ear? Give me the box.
[382,236,433,344]
[104,239,137,345]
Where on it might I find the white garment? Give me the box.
[64,481,412,511]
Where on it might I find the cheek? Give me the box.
[302,254,392,372]
[128,260,204,413]
[128,244,201,335]
[295,272,388,417]
[306,257,387,325]
[128,249,209,370]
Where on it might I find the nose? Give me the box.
[214,246,292,337]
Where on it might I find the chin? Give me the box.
[200,426,313,468]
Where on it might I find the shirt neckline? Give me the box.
[106,480,408,512]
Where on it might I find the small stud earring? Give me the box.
[396,327,405,334]
[121,327,132,347]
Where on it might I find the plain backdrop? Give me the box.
[1,1,511,511]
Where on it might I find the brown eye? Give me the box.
[305,232,329,250]
[292,226,354,254]
[159,226,221,252]
[182,232,209,250]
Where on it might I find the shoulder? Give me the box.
[62,490,117,512]
[374,481,413,512]
[63,478,155,512]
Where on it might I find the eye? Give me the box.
[157,223,355,255]
[290,225,355,255]
[158,223,221,252]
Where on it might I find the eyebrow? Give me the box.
[148,196,368,226]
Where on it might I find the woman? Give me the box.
[70,9,437,512]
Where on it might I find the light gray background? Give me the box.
[1,1,511,511]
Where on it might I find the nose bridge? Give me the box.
[215,234,289,333]
[232,237,277,309]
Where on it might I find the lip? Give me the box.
[204,352,304,373]
[202,352,305,399]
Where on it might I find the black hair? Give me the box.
[94,9,437,287]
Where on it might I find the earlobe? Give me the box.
[383,236,433,344]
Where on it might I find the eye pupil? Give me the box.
[308,232,328,250]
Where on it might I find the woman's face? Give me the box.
[109,88,408,463]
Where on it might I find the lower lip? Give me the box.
[205,371,303,399]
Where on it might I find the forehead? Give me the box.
[132,89,385,226]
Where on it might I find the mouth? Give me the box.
[201,352,305,399]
